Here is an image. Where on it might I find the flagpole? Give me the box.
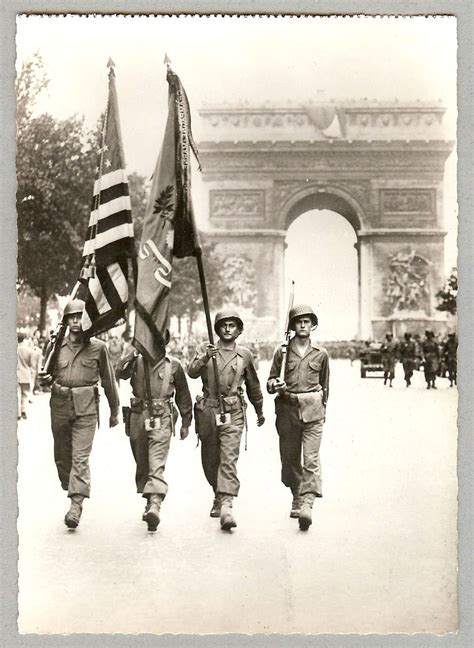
[193,234,228,425]
[163,55,228,424]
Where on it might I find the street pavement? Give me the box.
[17,360,458,635]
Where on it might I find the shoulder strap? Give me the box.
[229,354,244,394]
[159,359,172,399]
[143,356,153,406]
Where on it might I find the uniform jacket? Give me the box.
[17,342,35,383]
[398,339,416,362]
[422,338,440,372]
[381,339,398,359]
[118,352,192,426]
[187,341,264,416]
[267,339,330,405]
[422,339,440,360]
[53,336,120,416]
[443,337,457,359]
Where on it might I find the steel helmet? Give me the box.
[214,309,244,335]
[289,304,318,330]
[63,299,86,318]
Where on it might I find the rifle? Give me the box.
[41,319,68,378]
[280,281,295,381]
[41,282,81,379]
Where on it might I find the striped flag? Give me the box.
[133,66,199,365]
[80,59,135,337]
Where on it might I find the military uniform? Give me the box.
[187,338,264,525]
[398,334,417,387]
[443,334,457,386]
[267,339,329,502]
[50,335,120,498]
[118,351,192,529]
[422,331,440,389]
[381,335,398,386]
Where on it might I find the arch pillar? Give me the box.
[204,229,287,339]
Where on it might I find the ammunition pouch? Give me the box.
[130,396,169,418]
[194,397,217,442]
[197,393,242,413]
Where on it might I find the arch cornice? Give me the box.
[275,183,367,233]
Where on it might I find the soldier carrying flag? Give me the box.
[40,60,135,529]
[120,60,201,530]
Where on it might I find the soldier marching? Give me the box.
[24,298,457,534]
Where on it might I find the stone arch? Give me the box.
[198,103,453,340]
[280,186,363,337]
[276,184,366,234]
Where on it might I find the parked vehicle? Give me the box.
[359,342,384,378]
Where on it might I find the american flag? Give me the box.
[81,59,135,337]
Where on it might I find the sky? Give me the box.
[16,15,457,339]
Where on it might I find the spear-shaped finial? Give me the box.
[164,53,172,69]
[107,57,115,69]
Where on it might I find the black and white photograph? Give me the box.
[13,13,459,636]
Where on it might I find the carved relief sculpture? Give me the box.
[210,190,265,221]
[385,250,431,314]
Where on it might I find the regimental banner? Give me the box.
[133,67,200,365]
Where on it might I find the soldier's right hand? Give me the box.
[273,378,287,393]
[205,344,218,359]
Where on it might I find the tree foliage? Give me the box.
[169,243,257,334]
[16,56,98,331]
[169,239,226,333]
[436,268,457,315]
[128,171,148,244]
[219,254,257,310]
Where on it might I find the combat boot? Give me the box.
[64,494,84,529]
[145,494,162,532]
[220,495,237,531]
[210,494,222,518]
[142,495,150,522]
[290,489,302,518]
[298,494,315,531]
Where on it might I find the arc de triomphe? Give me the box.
[195,102,454,339]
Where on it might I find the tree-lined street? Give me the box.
[17,360,458,635]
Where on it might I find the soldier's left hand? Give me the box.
[257,414,265,427]
[39,372,53,387]
[180,426,190,440]
[109,414,120,427]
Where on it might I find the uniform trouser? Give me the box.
[402,360,415,381]
[197,407,244,497]
[50,398,97,498]
[17,382,30,417]
[129,411,173,498]
[383,362,395,380]
[446,359,457,383]
[275,400,323,497]
[424,365,437,384]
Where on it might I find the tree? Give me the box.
[219,254,257,310]
[436,268,457,315]
[169,239,226,335]
[128,171,148,244]
[16,57,98,332]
